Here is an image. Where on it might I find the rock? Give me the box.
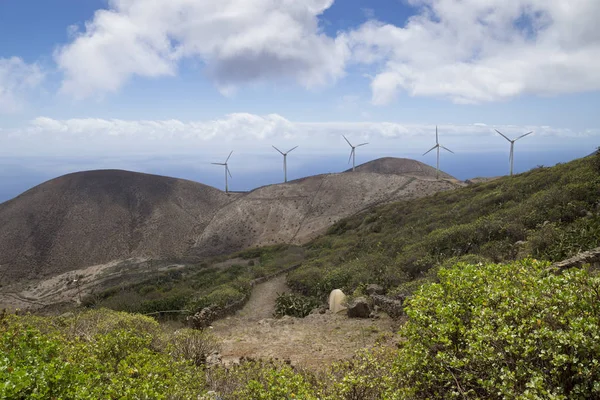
[347,297,371,318]
[369,311,379,319]
[371,294,404,318]
[366,284,384,295]
[328,289,347,314]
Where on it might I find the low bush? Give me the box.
[274,293,321,318]
[390,259,600,399]
[0,309,203,399]
[169,328,221,366]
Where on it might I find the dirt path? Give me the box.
[236,275,290,321]
[211,275,399,370]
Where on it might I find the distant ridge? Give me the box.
[346,157,456,180]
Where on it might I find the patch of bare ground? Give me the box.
[0,258,184,312]
[211,275,400,370]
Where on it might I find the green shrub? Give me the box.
[235,362,318,400]
[274,293,321,318]
[187,281,250,312]
[0,310,204,399]
[169,328,221,366]
[390,259,600,399]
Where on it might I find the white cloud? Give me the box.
[2,114,596,157]
[0,57,44,113]
[55,0,348,98]
[348,0,600,104]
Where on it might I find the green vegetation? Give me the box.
[4,259,599,398]
[84,245,304,318]
[0,309,206,399]
[289,155,600,299]
[274,292,321,318]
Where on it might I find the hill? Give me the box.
[41,153,600,320]
[189,170,459,257]
[346,157,456,180]
[0,170,231,285]
[286,154,600,299]
[0,159,462,290]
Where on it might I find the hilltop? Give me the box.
[0,170,232,285]
[346,157,456,180]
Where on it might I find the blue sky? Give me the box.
[0,0,599,201]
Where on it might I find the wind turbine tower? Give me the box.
[272,145,298,183]
[212,151,233,193]
[343,135,368,171]
[495,129,533,176]
[423,126,454,179]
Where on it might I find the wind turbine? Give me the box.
[212,151,233,193]
[343,135,368,171]
[495,129,533,176]
[272,145,298,183]
[423,125,454,179]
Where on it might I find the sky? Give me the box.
[0,0,599,202]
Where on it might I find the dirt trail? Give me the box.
[236,275,290,321]
[211,274,399,370]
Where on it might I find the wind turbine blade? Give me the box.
[516,131,533,140]
[423,145,437,156]
[342,135,353,147]
[495,129,512,142]
[348,149,354,164]
[211,163,225,165]
[287,146,299,154]
[356,142,369,147]
[272,145,284,155]
[441,145,454,154]
[225,150,233,163]
[436,126,439,144]
[227,166,232,178]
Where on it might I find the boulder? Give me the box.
[365,284,384,295]
[347,297,371,318]
[328,289,347,314]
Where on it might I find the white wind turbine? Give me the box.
[272,145,298,183]
[495,129,533,176]
[423,125,454,179]
[212,151,233,193]
[343,135,368,171]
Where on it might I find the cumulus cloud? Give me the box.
[55,0,348,98]
[0,57,44,113]
[347,0,600,104]
[2,113,596,158]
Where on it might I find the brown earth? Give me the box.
[0,158,462,300]
[348,157,456,180]
[190,171,461,257]
[211,275,399,370]
[0,170,231,286]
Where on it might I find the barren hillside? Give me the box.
[0,170,231,285]
[190,169,460,257]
